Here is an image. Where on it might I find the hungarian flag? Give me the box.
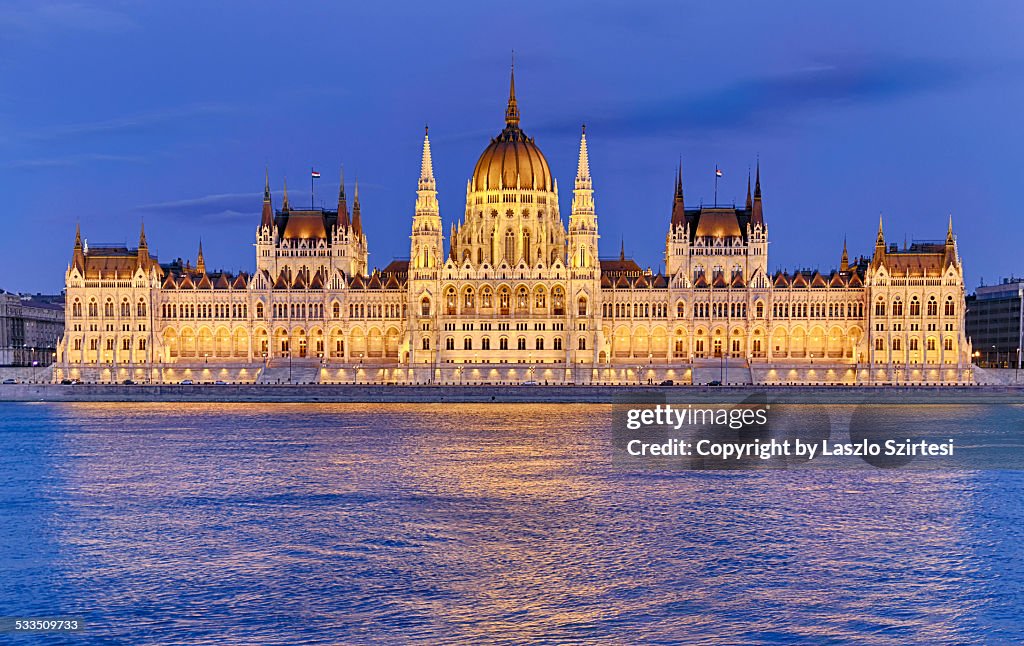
[715,168,723,178]
[311,170,321,179]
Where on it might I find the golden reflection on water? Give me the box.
[23,402,1020,642]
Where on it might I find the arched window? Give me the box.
[420,297,430,316]
[480,287,493,309]
[422,337,430,350]
[256,302,265,318]
[892,338,901,351]
[523,230,531,264]
[104,300,114,317]
[755,301,764,318]
[875,298,885,316]
[88,300,98,317]
[944,337,953,351]
[517,337,526,350]
[463,337,472,350]
[535,337,544,350]
[500,337,509,350]
[464,288,475,309]
[446,287,457,315]
[578,337,586,350]
[578,296,588,316]
[333,302,341,317]
[505,229,515,262]
[927,338,936,351]
[534,287,546,309]
[927,297,938,316]
[909,338,919,351]
[120,300,131,317]
[72,300,82,317]
[445,337,455,350]
[552,287,565,314]
[944,296,955,316]
[516,287,529,309]
[892,298,903,317]
[482,337,491,350]
[554,337,562,350]
[137,300,147,317]
[875,338,885,351]
[676,301,685,318]
[909,297,920,316]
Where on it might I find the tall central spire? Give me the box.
[505,52,519,128]
[420,125,435,187]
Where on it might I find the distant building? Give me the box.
[56,68,973,385]
[966,277,1024,369]
[0,291,64,366]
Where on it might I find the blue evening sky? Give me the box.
[1,1,1021,293]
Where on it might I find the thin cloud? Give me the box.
[0,2,137,35]
[135,193,259,217]
[540,57,978,138]
[23,103,237,142]
[4,153,145,169]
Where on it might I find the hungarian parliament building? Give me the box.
[57,71,973,385]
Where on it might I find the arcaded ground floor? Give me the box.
[55,359,974,386]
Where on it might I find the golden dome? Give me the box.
[470,65,553,193]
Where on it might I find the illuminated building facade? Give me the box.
[57,70,973,385]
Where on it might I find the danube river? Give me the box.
[1,403,1022,643]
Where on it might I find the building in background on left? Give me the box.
[0,290,64,366]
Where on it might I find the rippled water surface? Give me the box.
[1,402,1022,644]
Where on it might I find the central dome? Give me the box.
[470,67,553,193]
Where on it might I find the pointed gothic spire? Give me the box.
[260,169,275,229]
[282,177,290,211]
[72,222,85,271]
[196,240,206,274]
[840,237,849,272]
[745,170,753,211]
[352,179,363,237]
[137,221,149,268]
[576,124,590,181]
[946,214,955,244]
[505,52,520,128]
[420,125,435,187]
[337,165,350,228]
[872,215,887,267]
[751,160,764,226]
[620,238,625,262]
[671,161,686,228]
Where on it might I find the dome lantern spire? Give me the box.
[505,52,519,128]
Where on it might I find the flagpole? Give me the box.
[714,164,718,206]
[311,166,314,210]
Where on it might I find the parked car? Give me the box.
[707,380,722,386]
[60,378,82,385]
[2,378,17,385]
[659,379,674,386]
[521,380,538,386]
[214,380,228,385]
[179,379,194,385]
[122,379,136,385]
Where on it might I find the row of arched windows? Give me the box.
[71,298,146,318]
[441,336,575,352]
[875,295,953,317]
